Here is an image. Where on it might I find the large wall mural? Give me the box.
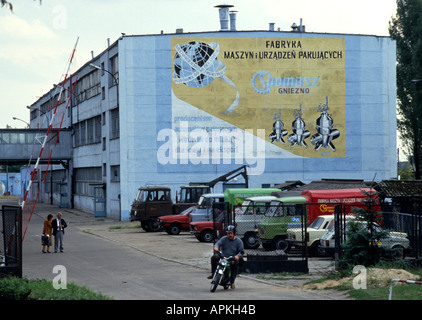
[170,37,346,160]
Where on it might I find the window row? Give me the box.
[74,115,101,147]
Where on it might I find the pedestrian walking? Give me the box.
[52,212,67,253]
[42,214,53,253]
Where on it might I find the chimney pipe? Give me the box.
[269,23,275,31]
[215,4,234,31]
[229,10,237,31]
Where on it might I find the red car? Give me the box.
[190,220,223,243]
[158,206,195,235]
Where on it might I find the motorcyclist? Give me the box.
[208,225,244,289]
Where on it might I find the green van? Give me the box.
[257,196,306,251]
[224,188,280,212]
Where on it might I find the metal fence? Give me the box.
[0,205,22,278]
[333,203,422,261]
[210,200,422,273]
[215,202,309,273]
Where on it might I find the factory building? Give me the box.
[28,6,397,220]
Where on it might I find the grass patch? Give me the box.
[0,277,112,300]
[305,261,422,300]
[109,224,141,230]
[256,272,309,281]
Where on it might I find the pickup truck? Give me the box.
[157,206,195,235]
[286,215,334,256]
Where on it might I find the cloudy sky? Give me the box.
[0,0,397,128]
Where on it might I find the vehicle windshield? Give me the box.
[136,190,170,202]
[197,196,215,209]
[326,220,335,232]
[309,217,325,229]
[237,200,250,214]
[197,196,205,208]
[180,187,208,203]
[265,201,283,217]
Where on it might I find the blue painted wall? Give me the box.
[118,31,396,220]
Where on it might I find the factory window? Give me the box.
[110,165,120,182]
[87,118,94,144]
[74,69,101,104]
[110,54,119,85]
[74,167,101,196]
[110,108,119,139]
[74,115,101,147]
[43,169,66,194]
[95,116,101,141]
[80,121,86,146]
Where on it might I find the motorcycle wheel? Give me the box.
[210,273,221,292]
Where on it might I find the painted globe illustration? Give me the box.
[173,41,225,88]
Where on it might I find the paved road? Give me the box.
[8,200,350,301]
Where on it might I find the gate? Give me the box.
[228,201,308,273]
[0,205,22,278]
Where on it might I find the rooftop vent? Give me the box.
[269,23,275,31]
[291,18,305,32]
[229,10,237,31]
[215,3,234,31]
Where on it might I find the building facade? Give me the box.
[28,26,397,220]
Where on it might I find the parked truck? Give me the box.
[130,166,249,232]
[130,185,210,232]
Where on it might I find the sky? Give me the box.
[0,0,398,129]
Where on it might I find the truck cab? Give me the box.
[257,196,306,251]
[235,196,277,249]
[173,185,210,214]
[130,186,173,231]
[189,193,225,223]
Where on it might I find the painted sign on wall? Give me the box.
[170,37,346,160]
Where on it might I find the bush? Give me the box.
[0,277,111,300]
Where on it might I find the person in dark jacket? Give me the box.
[208,225,244,289]
[51,212,67,253]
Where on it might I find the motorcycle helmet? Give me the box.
[226,225,235,233]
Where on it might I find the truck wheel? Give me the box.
[243,232,260,249]
[200,230,215,243]
[392,245,405,260]
[273,237,290,252]
[141,221,149,231]
[147,219,161,232]
[166,223,181,235]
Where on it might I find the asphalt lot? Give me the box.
[3,199,351,300]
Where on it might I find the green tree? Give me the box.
[389,0,422,179]
[340,190,392,268]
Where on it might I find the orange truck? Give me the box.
[300,188,380,225]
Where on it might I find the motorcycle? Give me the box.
[210,252,234,292]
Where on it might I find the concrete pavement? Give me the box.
[9,199,351,300]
